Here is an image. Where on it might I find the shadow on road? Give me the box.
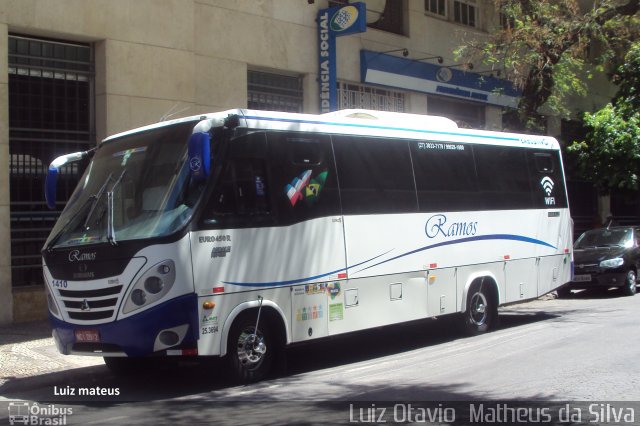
[0,305,565,406]
[560,287,631,300]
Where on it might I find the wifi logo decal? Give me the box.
[541,177,554,195]
[540,177,556,205]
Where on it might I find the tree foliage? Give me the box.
[568,42,640,194]
[456,0,640,131]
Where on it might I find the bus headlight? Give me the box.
[123,260,176,314]
[600,257,624,269]
[144,276,164,294]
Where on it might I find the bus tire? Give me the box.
[227,313,275,384]
[462,280,497,336]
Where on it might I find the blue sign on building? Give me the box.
[317,3,367,113]
[360,50,521,108]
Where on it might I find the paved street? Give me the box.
[1,290,639,425]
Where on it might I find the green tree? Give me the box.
[457,0,640,131]
[568,42,640,194]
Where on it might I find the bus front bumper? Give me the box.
[49,293,198,357]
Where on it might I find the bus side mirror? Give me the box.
[188,132,211,182]
[45,167,58,209]
[45,151,92,210]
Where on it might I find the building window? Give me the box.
[427,95,485,129]
[8,35,95,287]
[453,0,476,27]
[247,70,303,113]
[425,0,446,17]
[425,0,478,28]
[368,0,406,35]
[337,82,406,112]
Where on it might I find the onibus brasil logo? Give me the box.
[8,402,73,425]
[540,176,555,205]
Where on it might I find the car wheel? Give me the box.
[462,281,496,335]
[227,313,275,384]
[556,286,572,299]
[622,270,637,296]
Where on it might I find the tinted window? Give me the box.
[333,136,417,214]
[411,141,480,212]
[528,151,568,208]
[475,145,533,209]
[202,132,273,227]
[268,132,341,225]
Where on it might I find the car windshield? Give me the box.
[45,120,202,249]
[574,228,634,249]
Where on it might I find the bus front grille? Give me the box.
[58,285,123,322]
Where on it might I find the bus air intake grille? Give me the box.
[59,286,122,298]
[68,310,114,321]
[63,298,118,309]
[58,285,123,322]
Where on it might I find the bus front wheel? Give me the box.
[227,313,275,383]
[462,280,497,336]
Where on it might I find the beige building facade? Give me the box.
[0,0,613,323]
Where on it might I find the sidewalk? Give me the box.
[0,320,102,387]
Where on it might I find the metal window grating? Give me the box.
[8,35,95,287]
[337,82,406,112]
[248,70,303,113]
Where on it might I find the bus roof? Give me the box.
[103,108,560,151]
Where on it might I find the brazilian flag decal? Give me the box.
[305,171,328,204]
[284,170,328,207]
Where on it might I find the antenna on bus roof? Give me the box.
[159,103,191,122]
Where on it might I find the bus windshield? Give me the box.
[45,120,201,249]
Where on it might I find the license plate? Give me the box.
[573,274,592,282]
[75,329,100,342]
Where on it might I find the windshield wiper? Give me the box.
[82,173,113,231]
[45,197,95,252]
[107,170,127,245]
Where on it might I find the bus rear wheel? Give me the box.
[227,314,275,383]
[462,280,496,335]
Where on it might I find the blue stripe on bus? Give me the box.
[222,234,555,288]
[241,115,522,142]
[222,249,393,288]
[354,234,557,274]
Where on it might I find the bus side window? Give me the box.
[203,132,271,227]
[267,132,341,225]
[527,151,568,208]
[475,145,533,210]
[333,136,417,215]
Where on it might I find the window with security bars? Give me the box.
[247,70,303,113]
[337,82,406,112]
[8,35,95,287]
[424,0,479,28]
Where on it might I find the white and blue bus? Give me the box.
[43,109,573,382]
